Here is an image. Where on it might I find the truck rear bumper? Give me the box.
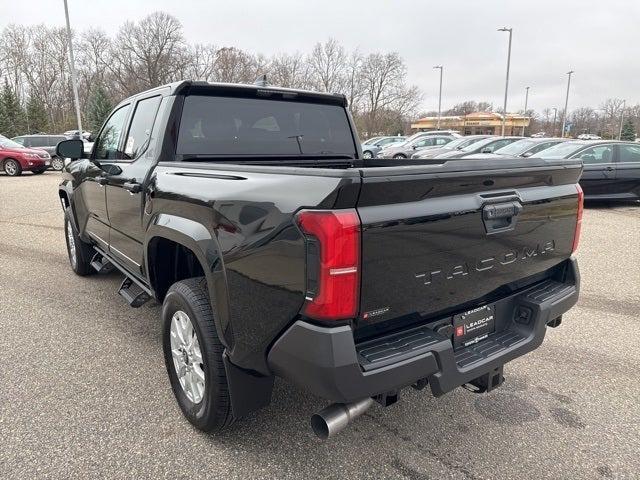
[267,258,580,403]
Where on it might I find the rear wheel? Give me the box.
[51,157,64,171]
[64,208,94,276]
[4,159,22,176]
[393,153,407,159]
[163,277,234,432]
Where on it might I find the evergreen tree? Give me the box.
[0,81,26,137]
[86,86,113,135]
[620,118,636,141]
[26,96,49,134]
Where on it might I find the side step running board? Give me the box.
[90,252,114,274]
[119,277,151,308]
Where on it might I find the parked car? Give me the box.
[63,129,92,140]
[464,138,567,160]
[377,135,454,159]
[12,134,69,170]
[431,136,525,159]
[361,136,406,159]
[57,81,582,439]
[530,140,640,200]
[411,135,491,159]
[378,130,462,154]
[0,134,51,176]
[577,133,601,140]
[531,132,547,138]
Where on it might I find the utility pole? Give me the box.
[618,99,626,140]
[561,70,574,138]
[521,86,530,136]
[63,0,83,133]
[552,107,557,136]
[433,65,443,130]
[498,27,513,136]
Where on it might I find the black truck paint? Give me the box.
[58,81,582,433]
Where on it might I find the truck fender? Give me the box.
[144,214,233,350]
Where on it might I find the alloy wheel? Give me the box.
[170,310,205,404]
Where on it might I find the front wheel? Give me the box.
[64,208,94,276]
[163,277,234,432]
[393,153,407,159]
[51,157,65,171]
[362,150,373,159]
[3,159,22,176]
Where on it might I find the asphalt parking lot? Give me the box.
[1,171,639,479]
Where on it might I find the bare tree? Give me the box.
[109,12,187,96]
[307,39,346,93]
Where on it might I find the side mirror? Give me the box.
[56,139,84,160]
[412,145,418,149]
[481,147,492,153]
[522,151,533,157]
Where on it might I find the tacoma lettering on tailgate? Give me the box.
[415,240,555,286]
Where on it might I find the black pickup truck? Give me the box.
[57,81,583,439]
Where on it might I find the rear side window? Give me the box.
[123,96,162,160]
[618,144,640,163]
[177,95,355,158]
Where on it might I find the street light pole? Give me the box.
[498,27,513,136]
[63,0,83,133]
[618,99,626,140]
[521,86,530,136]
[433,65,443,130]
[552,107,557,136]
[560,70,574,138]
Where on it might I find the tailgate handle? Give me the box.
[482,201,522,234]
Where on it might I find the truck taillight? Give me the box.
[572,184,584,253]
[296,209,360,321]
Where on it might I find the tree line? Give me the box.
[0,11,420,138]
[0,11,637,140]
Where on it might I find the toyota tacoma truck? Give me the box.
[57,81,583,439]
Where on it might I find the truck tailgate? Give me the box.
[355,158,582,330]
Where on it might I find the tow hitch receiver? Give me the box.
[464,366,505,394]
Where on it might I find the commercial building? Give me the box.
[411,111,530,136]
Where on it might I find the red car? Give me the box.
[0,134,52,176]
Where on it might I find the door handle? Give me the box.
[605,166,614,171]
[123,181,141,194]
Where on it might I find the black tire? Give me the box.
[33,169,46,175]
[162,277,234,432]
[362,150,373,159]
[3,159,22,176]
[64,208,94,276]
[51,157,65,171]
[393,153,407,159]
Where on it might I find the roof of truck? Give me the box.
[128,80,348,106]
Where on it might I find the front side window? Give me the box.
[177,95,355,158]
[12,137,26,146]
[123,96,162,160]
[94,104,130,160]
[576,145,613,164]
[618,144,640,163]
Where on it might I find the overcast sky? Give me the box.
[3,0,639,114]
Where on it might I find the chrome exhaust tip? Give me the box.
[310,398,375,439]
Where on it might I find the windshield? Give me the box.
[494,139,536,156]
[362,136,382,145]
[177,95,356,158]
[461,137,495,152]
[0,135,24,149]
[530,141,585,159]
